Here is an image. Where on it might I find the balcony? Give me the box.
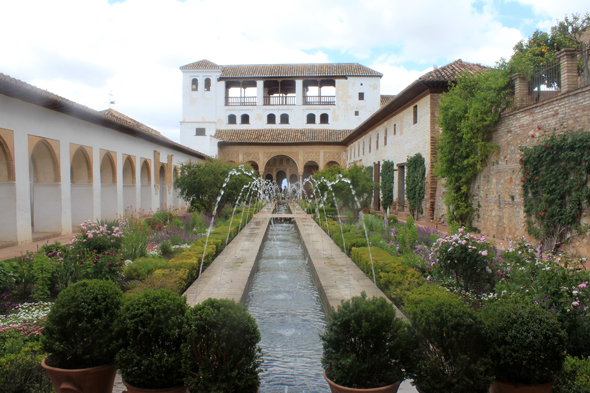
[264,96,296,106]
[304,96,336,105]
[225,97,257,106]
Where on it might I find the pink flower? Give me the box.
[481,250,488,256]
[579,282,588,289]
[88,233,93,239]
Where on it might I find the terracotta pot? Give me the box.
[490,379,556,393]
[41,357,116,393]
[323,370,401,393]
[122,380,188,393]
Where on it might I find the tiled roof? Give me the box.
[181,60,383,78]
[100,109,161,136]
[0,72,209,160]
[418,59,487,83]
[380,95,396,106]
[215,128,353,144]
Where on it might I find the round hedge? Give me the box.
[321,292,412,389]
[484,301,567,385]
[115,289,187,389]
[41,279,124,369]
[182,298,262,393]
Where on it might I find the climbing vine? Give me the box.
[520,128,590,252]
[381,160,394,210]
[435,64,513,228]
[406,153,426,219]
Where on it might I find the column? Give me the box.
[511,73,528,108]
[295,80,303,106]
[256,80,264,106]
[558,48,578,94]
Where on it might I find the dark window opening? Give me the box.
[354,111,359,116]
[267,114,276,124]
[319,113,329,124]
[369,137,372,153]
[376,133,379,150]
[227,114,236,124]
[358,92,364,100]
[413,105,418,124]
[195,128,206,136]
[306,113,316,124]
[280,113,289,124]
[241,114,250,124]
[205,78,211,91]
[191,78,198,91]
[384,128,387,146]
[394,124,397,135]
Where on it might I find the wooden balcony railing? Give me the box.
[263,96,296,105]
[225,97,257,106]
[304,96,336,105]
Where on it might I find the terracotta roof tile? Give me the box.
[181,60,382,78]
[215,128,353,143]
[418,59,488,83]
[380,95,396,106]
[0,72,209,160]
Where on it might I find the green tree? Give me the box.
[405,153,426,219]
[313,164,376,221]
[174,160,255,215]
[381,161,394,210]
[553,12,590,84]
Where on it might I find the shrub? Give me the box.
[145,211,176,228]
[401,284,459,313]
[0,342,52,393]
[120,219,148,260]
[41,280,124,369]
[407,297,493,393]
[483,300,567,385]
[122,257,168,281]
[321,292,412,389]
[182,298,262,393]
[555,356,590,393]
[71,219,125,254]
[115,289,187,389]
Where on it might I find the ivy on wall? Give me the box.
[406,153,426,219]
[381,160,394,209]
[520,129,590,252]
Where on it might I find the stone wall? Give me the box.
[435,85,590,256]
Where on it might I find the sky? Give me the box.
[0,0,587,142]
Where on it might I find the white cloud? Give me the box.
[0,0,558,143]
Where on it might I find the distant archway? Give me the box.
[276,170,287,189]
[303,160,319,198]
[324,161,340,170]
[159,165,167,211]
[0,136,15,182]
[70,147,93,226]
[100,152,117,220]
[29,139,61,232]
[140,160,152,213]
[123,156,136,214]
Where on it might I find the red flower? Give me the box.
[119,263,123,267]
[526,177,529,180]
[526,170,529,174]
[519,158,523,162]
[521,180,525,183]
[541,193,544,196]
[420,158,424,161]
[537,126,541,130]
[531,134,535,138]
[108,262,113,267]
[538,212,542,216]
[92,259,97,264]
[535,177,538,181]
[545,145,549,149]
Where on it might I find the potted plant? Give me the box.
[182,298,262,393]
[41,279,124,393]
[114,289,188,393]
[406,297,493,393]
[484,300,567,393]
[320,292,413,392]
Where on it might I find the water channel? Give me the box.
[247,203,330,392]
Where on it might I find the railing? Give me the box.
[524,58,561,106]
[304,96,336,105]
[225,97,257,106]
[263,96,295,105]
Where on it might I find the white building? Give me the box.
[0,73,207,246]
[179,60,383,157]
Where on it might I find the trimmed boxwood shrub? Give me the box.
[182,298,262,393]
[41,279,124,369]
[407,297,493,393]
[483,300,567,385]
[0,342,52,393]
[115,289,187,389]
[321,292,412,389]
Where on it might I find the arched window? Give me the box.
[191,78,198,91]
[319,113,329,124]
[376,132,379,150]
[241,114,250,124]
[267,114,276,124]
[228,114,237,124]
[205,78,211,91]
[306,113,316,124]
[280,113,289,124]
[369,137,372,153]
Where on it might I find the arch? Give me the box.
[0,136,15,182]
[319,113,329,124]
[262,154,299,172]
[265,173,273,182]
[306,113,316,124]
[191,78,198,91]
[71,147,92,184]
[172,166,181,209]
[228,114,237,124]
[141,160,151,185]
[100,152,116,184]
[245,160,259,173]
[30,139,59,183]
[302,160,319,198]
[276,170,287,188]
[241,114,250,124]
[289,174,298,184]
[159,165,167,211]
[123,156,135,185]
[204,78,211,91]
[280,113,289,124]
[324,161,340,170]
[140,159,152,213]
[267,113,276,124]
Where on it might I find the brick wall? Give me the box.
[435,85,590,256]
